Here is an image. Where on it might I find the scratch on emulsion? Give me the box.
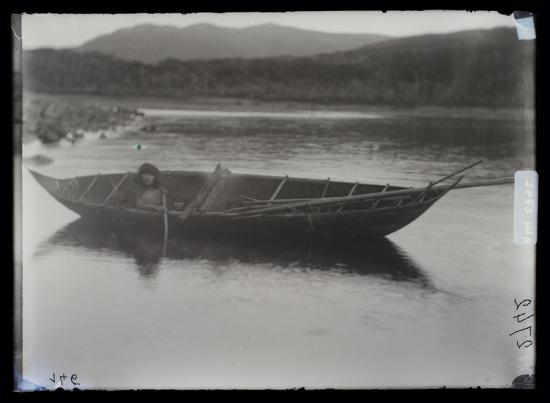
[12,25,21,41]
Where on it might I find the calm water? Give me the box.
[21,107,535,389]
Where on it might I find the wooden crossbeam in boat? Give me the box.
[226,175,513,218]
[315,177,331,213]
[231,213,266,220]
[228,182,446,217]
[59,177,79,198]
[78,173,101,202]
[414,181,434,204]
[58,180,71,197]
[232,195,302,214]
[348,182,359,196]
[413,176,463,207]
[238,197,311,206]
[236,194,310,210]
[270,175,289,200]
[337,182,359,212]
[283,205,303,213]
[320,178,330,198]
[238,194,257,202]
[103,172,129,206]
[427,175,464,202]
[307,213,315,230]
[370,184,390,210]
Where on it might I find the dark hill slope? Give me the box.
[24,27,534,107]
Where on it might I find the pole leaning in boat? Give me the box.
[225,162,508,218]
[162,191,169,255]
[431,160,483,186]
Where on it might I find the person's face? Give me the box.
[174,201,185,211]
[141,173,155,186]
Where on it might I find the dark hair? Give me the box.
[172,192,186,202]
[136,162,161,187]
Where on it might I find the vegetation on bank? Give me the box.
[23,28,534,109]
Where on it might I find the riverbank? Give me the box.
[22,92,535,145]
[23,92,144,144]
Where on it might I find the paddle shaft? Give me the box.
[432,160,483,186]
[230,161,483,210]
[162,193,168,252]
[227,176,512,217]
[453,177,513,189]
[178,163,222,224]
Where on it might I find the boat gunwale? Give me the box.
[31,168,444,219]
[41,169,407,189]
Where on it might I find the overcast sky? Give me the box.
[22,11,516,49]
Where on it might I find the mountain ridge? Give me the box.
[76,23,390,63]
[24,27,534,108]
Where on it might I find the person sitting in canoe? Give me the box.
[171,192,188,211]
[116,162,168,213]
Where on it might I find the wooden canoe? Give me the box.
[28,168,503,239]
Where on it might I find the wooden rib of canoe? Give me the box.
[28,164,513,240]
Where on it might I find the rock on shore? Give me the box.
[23,93,142,144]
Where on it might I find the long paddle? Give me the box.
[226,161,488,218]
[162,192,169,255]
[177,164,223,224]
[227,161,484,213]
[431,160,482,186]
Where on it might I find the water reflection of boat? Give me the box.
[40,218,433,287]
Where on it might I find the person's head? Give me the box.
[136,162,161,187]
[172,193,187,211]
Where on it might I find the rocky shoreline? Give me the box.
[23,92,144,144]
[22,92,535,146]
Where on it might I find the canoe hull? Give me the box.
[55,196,437,239]
[30,169,442,240]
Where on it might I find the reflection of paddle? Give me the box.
[178,164,223,224]
[162,192,168,255]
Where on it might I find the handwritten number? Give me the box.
[517,340,533,349]
[71,374,80,385]
[514,298,531,310]
[513,312,534,323]
[509,326,532,337]
[49,372,79,387]
[511,299,535,350]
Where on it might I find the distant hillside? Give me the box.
[24,27,535,108]
[77,23,389,63]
